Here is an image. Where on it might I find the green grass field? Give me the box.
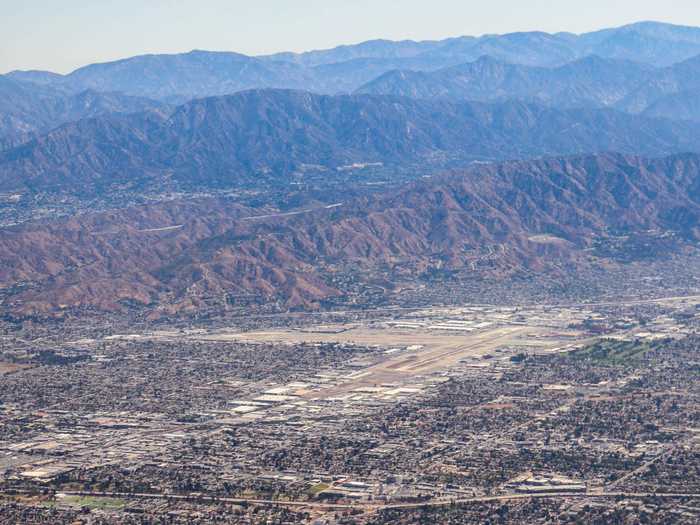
[567,338,668,365]
[55,495,126,510]
[308,483,330,496]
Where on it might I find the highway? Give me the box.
[3,489,696,513]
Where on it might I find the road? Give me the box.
[3,489,695,513]
[240,203,343,221]
[606,433,696,490]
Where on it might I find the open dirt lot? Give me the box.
[0,362,29,375]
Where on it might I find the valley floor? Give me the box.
[1,294,699,523]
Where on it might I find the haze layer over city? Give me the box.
[1,2,699,523]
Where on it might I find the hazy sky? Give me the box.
[3,0,700,73]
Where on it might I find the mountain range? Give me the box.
[4,21,700,319]
[2,152,699,318]
[0,75,170,151]
[2,89,699,197]
[7,21,700,102]
[3,22,700,153]
[356,53,700,119]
